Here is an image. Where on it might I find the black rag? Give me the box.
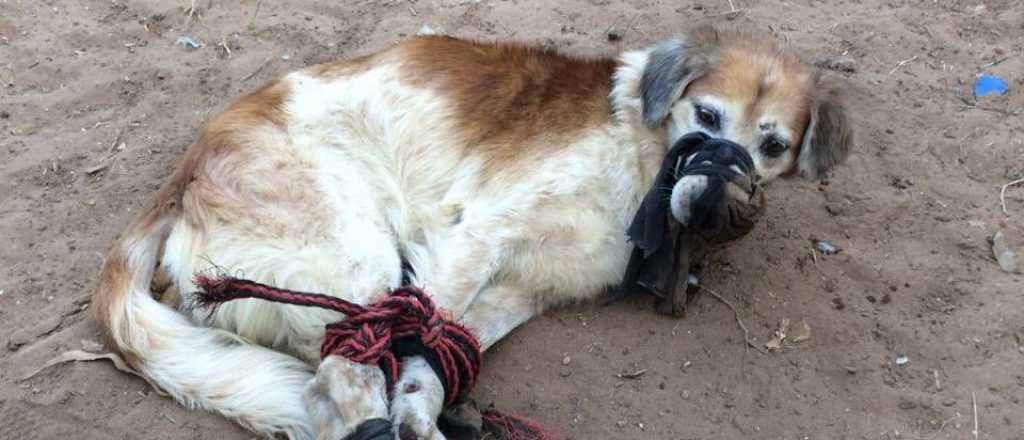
[610,132,764,316]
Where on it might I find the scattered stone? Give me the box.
[616,420,627,428]
[898,400,917,410]
[681,389,691,400]
[562,355,571,366]
[844,366,858,375]
[880,293,892,304]
[815,240,842,255]
[895,354,910,366]
[832,297,846,310]
[559,370,572,378]
[7,330,32,351]
[606,26,623,42]
[942,399,957,407]
[991,231,1018,273]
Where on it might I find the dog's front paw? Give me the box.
[390,356,447,440]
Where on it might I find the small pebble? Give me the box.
[7,330,31,352]
[942,399,957,407]
[898,401,917,410]
[895,354,910,365]
[616,420,627,428]
[681,390,691,400]
[992,231,1018,273]
[832,297,846,310]
[607,27,622,41]
[844,366,858,375]
[562,355,571,366]
[815,240,842,255]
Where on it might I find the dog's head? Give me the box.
[639,27,853,183]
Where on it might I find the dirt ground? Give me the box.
[2,0,1023,439]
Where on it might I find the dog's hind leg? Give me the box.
[305,356,391,440]
[390,282,539,439]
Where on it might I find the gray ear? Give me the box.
[798,76,854,180]
[640,39,710,128]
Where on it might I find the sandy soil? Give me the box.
[2,0,1023,439]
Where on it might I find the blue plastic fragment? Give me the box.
[974,74,1008,98]
[175,36,204,50]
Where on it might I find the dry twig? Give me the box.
[219,37,232,58]
[243,57,272,81]
[701,286,766,355]
[999,178,1024,215]
[971,392,979,440]
[888,55,921,75]
[980,55,1013,69]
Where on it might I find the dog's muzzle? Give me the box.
[669,134,763,242]
[612,132,765,316]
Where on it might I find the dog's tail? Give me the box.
[92,177,316,439]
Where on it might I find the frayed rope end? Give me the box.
[482,410,558,440]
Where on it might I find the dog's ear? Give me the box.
[640,39,711,128]
[797,75,854,180]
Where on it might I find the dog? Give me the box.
[92,26,852,440]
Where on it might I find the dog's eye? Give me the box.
[762,138,789,157]
[694,105,720,131]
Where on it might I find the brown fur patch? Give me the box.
[393,37,617,173]
[303,50,380,80]
[684,30,815,141]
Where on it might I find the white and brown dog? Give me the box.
[92,27,852,440]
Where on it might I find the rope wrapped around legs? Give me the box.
[192,275,554,440]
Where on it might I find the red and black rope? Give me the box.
[192,274,554,440]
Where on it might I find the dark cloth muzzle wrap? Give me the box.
[340,418,394,440]
[610,132,765,316]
